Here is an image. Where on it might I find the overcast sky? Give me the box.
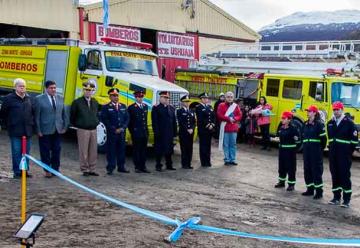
[79,0,360,30]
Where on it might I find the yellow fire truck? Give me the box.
[175,68,360,147]
[0,38,188,149]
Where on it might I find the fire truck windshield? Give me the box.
[332,82,360,108]
[105,51,158,76]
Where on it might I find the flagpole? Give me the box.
[20,136,27,248]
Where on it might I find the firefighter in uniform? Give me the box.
[327,101,358,208]
[100,88,130,175]
[196,92,215,167]
[151,91,177,171]
[275,111,299,191]
[302,105,327,199]
[128,90,150,173]
[177,95,196,169]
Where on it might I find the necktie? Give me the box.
[51,96,56,111]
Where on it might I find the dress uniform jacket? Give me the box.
[101,102,129,134]
[151,103,177,155]
[327,115,358,201]
[128,102,148,138]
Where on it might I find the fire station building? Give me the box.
[0,0,260,81]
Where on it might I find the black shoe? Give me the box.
[88,172,99,176]
[107,171,113,175]
[230,162,238,166]
[302,190,314,196]
[328,198,340,205]
[166,167,176,171]
[224,162,231,166]
[83,172,90,176]
[286,185,295,191]
[313,192,323,200]
[341,201,350,208]
[13,173,21,179]
[274,182,285,188]
[135,169,142,173]
[118,169,130,173]
[261,147,267,150]
[26,173,33,178]
[182,166,193,169]
[141,168,151,173]
[156,167,162,172]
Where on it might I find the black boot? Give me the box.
[302,187,314,196]
[313,188,323,200]
[274,181,285,188]
[286,184,295,191]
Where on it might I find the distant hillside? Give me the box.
[260,10,360,41]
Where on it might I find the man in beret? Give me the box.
[151,91,177,171]
[128,90,150,173]
[70,80,101,176]
[196,92,215,167]
[176,95,196,169]
[100,88,130,175]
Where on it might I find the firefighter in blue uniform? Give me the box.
[128,90,150,173]
[275,111,299,191]
[177,95,196,169]
[100,88,130,175]
[302,105,327,199]
[327,101,358,208]
[196,92,215,167]
[151,91,177,171]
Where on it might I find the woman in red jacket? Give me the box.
[217,92,242,165]
[251,96,273,151]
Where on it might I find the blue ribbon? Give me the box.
[26,154,360,246]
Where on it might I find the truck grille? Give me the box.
[155,91,182,109]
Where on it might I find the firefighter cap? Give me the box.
[108,88,120,95]
[332,101,344,110]
[199,92,209,99]
[180,95,191,102]
[219,92,225,97]
[134,90,145,98]
[159,91,170,98]
[281,111,293,119]
[82,81,96,90]
[305,105,319,113]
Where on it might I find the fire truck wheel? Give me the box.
[97,122,107,153]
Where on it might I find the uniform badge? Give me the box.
[354,130,358,136]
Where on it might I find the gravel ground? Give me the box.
[1,130,360,248]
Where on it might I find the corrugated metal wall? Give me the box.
[85,0,259,41]
[0,0,79,38]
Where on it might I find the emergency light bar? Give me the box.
[101,37,153,50]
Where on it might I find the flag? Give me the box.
[103,0,110,34]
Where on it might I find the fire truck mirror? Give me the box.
[78,54,87,72]
[105,76,115,87]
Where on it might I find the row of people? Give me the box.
[275,103,357,208]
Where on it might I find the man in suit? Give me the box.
[176,95,196,169]
[100,88,130,175]
[196,92,215,167]
[128,90,150,173]
[151,91,177,171]
[35,80,68,178]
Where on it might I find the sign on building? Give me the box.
[157,32,196,60]
[96,24,141,43]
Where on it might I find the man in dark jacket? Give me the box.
[0,78,33,178]
[151,91,177,171]
[70,80,100,176]
[128,90,150,173]
[100,88,129,175]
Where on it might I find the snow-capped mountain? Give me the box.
[260,10,360,42]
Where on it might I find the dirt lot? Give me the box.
[1,130,360,248]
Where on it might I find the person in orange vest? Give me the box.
[302,105,327,199]
[327,101,358,208]
[275,111,299,191]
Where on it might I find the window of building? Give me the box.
[295,45,303,51]
[306,45,316,50]
[261,46,271,51]
[87,50,102,70]
[319,45,329,50]
[283,45,293,51]
[309,81,325,102]
[282,80,303,99]
[266,78,280,97]
[274,46,280,51]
